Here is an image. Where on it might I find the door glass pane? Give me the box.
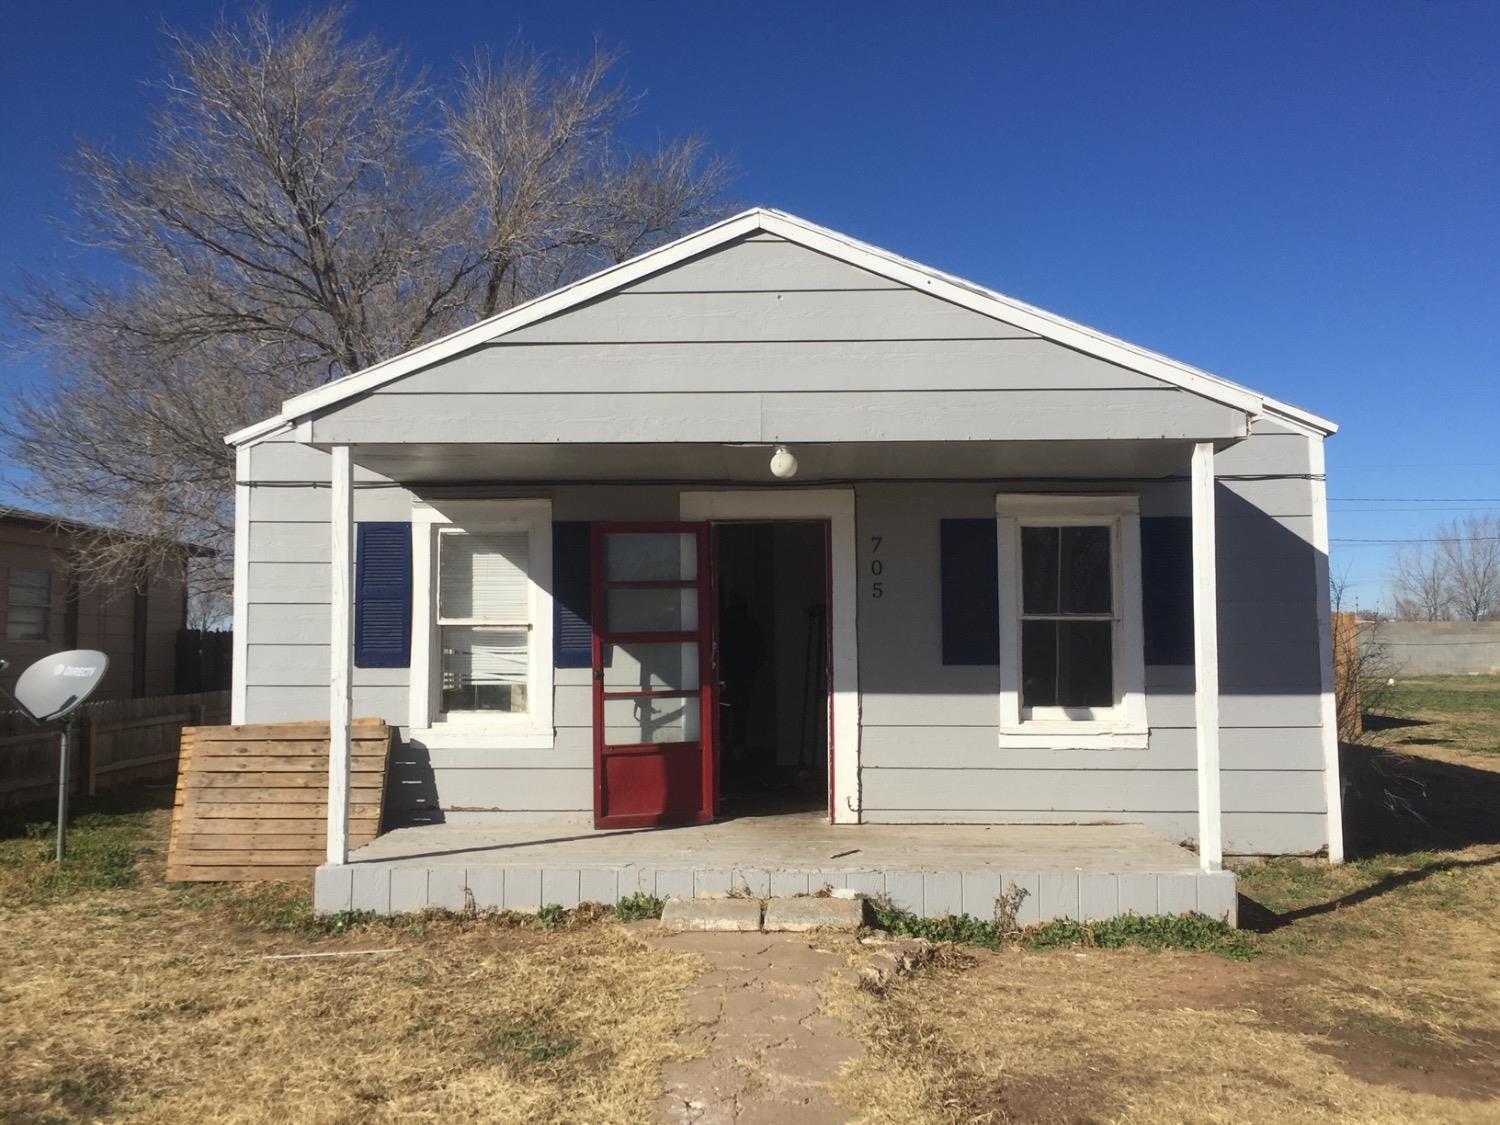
[606,586,698,632]
[1020,527,1060,614]
[603,693,700,744]
[605,532,698,582]
[1022,620,1112,709]
[603,642,700,692]
[441,627,529,713]
[1059,526,1112,614]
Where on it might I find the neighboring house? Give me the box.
[0,508,190,702]
[227,209,1342,916]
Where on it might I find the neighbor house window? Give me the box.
[6,569,52,642]
[996,495,1146,747]
[437,530,531,715]
[408,499,555,746]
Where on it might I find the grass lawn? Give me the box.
[832,682,1500,1124]
[3,679,1499,1122]
[1374,673,1500,758]
[0,792,702,1124]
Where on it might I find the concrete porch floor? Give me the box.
[316,813,1238,924]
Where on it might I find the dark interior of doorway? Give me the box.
[714,522,829,817]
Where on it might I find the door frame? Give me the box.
[591,522,715,829]
[680,490,861,824]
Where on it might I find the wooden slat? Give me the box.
[184,772,387,790]
[167,719,390,883]
[187,802,383,818]
[188,754,388,771]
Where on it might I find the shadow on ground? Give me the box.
[1238,738,1500,932]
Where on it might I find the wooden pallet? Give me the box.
[166,718,391,882]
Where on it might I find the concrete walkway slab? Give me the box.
[763,897,866,932]
[662,897,764,932]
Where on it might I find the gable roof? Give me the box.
[226,207,1336,446]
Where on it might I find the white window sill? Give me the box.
[998,725,1149,751]
[407,725,556,750]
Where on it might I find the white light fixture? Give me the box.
[769,445,799,479]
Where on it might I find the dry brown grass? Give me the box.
[0,810,702,1124]
[833,694,1500,1125]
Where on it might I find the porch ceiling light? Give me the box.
[769,445,799,479]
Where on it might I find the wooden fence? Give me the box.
[167,719,391,882]
[0,690,230,808]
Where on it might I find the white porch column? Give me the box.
[1191,442,1224,872]
[327,444,354,865]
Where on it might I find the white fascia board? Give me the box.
[1260,399,1339,437]
[224,204,1338,446]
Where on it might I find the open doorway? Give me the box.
[713,522,830,818]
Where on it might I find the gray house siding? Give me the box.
[852,421,1328,854]
[305,236,1249,448]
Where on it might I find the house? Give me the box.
[0,508,190,702]
[227,209,1340,922]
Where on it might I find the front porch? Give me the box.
[314,813,1238,924]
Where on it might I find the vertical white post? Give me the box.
[328,444,353,865]
[231,444,251,725]
[1191,442,1224,872]
[1308,436,1345,863]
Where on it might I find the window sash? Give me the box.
[434,527,534,717]
[436,529,531,627]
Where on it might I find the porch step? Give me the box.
[659,896,868,933]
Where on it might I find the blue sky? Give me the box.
[2,1,1496,609]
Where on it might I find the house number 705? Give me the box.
[869,536,884,598]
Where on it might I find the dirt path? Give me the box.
[645,931,866,1124]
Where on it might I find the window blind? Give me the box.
[438,531,530,623]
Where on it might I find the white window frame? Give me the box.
[409,499,554,747]
[996,493,1146,749]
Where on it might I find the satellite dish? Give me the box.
[12,650,109,724]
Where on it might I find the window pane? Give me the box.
[604,533,697,582]
[6,604,48,642]
[603,693,700,745]
[1020,527,1059,615]
[438,532,529,621]
[1057,620,1113,706]
[1021,619,1113,709]
[9,569,51,607]
[603,642,700,692]
[606,586,698,633]
[1059,526,1112,614]
[441,626,528,713]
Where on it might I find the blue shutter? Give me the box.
[553,521,593,668]
[1141,516,1194,665]
[354,522,412,668]
[940,518,1000,665]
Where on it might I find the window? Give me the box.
[409,499,554,745]
[437,530,530,715]
[996,495,1146,747]
[7,569,51,642]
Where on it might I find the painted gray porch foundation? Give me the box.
[314,815,1238,926]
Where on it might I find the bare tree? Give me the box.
[1439,515,1500,621]
[3,7,730,591]
[1390,542,1450,621]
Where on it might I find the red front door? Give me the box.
[592,523,715,828]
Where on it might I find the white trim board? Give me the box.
[225,208,1336,446]
[678,488,861,825]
